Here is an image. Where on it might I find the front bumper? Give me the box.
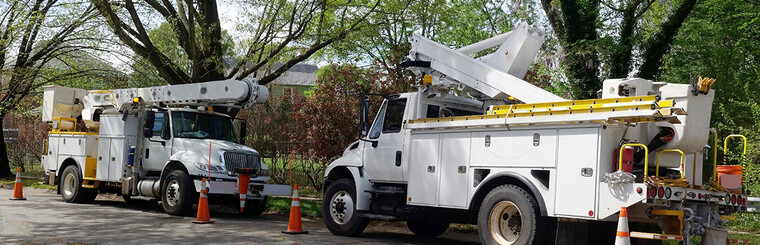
[192,179,291,198]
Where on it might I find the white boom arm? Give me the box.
[83,78,268,113]
[406,22,566,103]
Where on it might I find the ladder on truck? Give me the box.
[407,95,683,129]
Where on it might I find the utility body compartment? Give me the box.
[406,124,604,219]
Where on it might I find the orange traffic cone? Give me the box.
[615,207,631,245]
[192,179,214,224]
[282,184,308,234]
[238,172,250,213]
[9,168,26,200]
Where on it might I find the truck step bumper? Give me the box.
[193,179,291,197]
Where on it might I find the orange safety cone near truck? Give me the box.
[237,168,252,213]
[192,178,214,224]
[615,207,631,245]
[9,168,26,200]
[282,184,308,234]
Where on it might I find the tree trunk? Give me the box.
[637,0,698,80]
[559,0,601,99]
[0,116,14,179]
[609,3,640,78]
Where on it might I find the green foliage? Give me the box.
[661,0,760,190]
[266,196,321,218]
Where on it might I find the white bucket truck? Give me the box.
[41,79,290,216]
[321,23,757,244]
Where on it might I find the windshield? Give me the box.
[171,111,238,142]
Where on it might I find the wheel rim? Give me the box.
[165,179,180,207]
[330,190,354,225]
[488,201,523,244]
[63,172,76,197]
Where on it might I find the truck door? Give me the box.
[143,111,172,171]
[363,98,407,182]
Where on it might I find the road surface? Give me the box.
[0,186,480,244]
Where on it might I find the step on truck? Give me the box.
[40,79,290,216]
[321,22,759,244]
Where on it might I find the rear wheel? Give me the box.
[478,184,547,245]
[407,218,450,237]
[161,170,195,215]
[322,178,369,236]
[59,165,97,203]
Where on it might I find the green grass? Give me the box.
[266,196,322,218]
[261,157,324,198]
[0,178,56,190]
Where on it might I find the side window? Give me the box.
[367,101,387,139]
[381,98,406,133]
[152,112,170,139]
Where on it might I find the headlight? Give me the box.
[195,162,225,173]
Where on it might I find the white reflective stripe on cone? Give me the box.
[291,200,300,207]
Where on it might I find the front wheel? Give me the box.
[322,179,369,236]
[161,170,195,215]
[478,184,546,245]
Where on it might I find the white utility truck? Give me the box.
[40,79,290,216]
[321,23,758,244]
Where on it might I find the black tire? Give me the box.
[161,170,195,215]
[407,218,450,238]
[478,184,548,245]
[59,165,97,203]
[322,178,369,236]
[239,196,268,217]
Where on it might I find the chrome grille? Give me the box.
[222,151,260,173]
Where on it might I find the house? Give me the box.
[261,62,318,100]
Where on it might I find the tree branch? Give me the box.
[637,0,698,79]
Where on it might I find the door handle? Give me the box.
[458,166,467,173]
[395,151,402,167]
[427,165,436,173]
[145,148,150,159]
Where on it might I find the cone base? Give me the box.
[9,197,26,200]
[281,230,308,234]
[192,220,215,224]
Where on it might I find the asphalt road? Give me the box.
[0,187,480,244]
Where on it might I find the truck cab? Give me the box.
[356,92,482,183]
[321,91,483,236]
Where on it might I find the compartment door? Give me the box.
[108,138,125,182]
[96,138,111,181]
[407,133,440,206]
[438,132,471,208]
[46,137,59,171]
[555,128,599,218]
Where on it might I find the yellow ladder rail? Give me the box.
[710,128,719,182]
[489,95,674,116]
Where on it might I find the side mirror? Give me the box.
[358,96,370,138]
[238,119,247,145]
[143,110,155,138]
